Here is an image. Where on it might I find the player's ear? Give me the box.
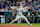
[24,7,26,9]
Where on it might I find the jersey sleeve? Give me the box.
[22,8,24,10]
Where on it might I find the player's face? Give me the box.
[18,6,20,8]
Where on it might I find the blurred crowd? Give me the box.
[0,0,40,23]
[0,0,40,17]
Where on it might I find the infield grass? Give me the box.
[0,23,40,26]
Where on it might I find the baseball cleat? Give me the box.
[28,24,32,25]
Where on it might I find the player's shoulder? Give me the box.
[21,7,24,9]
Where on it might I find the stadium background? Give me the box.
[0,0,40,23]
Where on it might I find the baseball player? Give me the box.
[9,5,32,25]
